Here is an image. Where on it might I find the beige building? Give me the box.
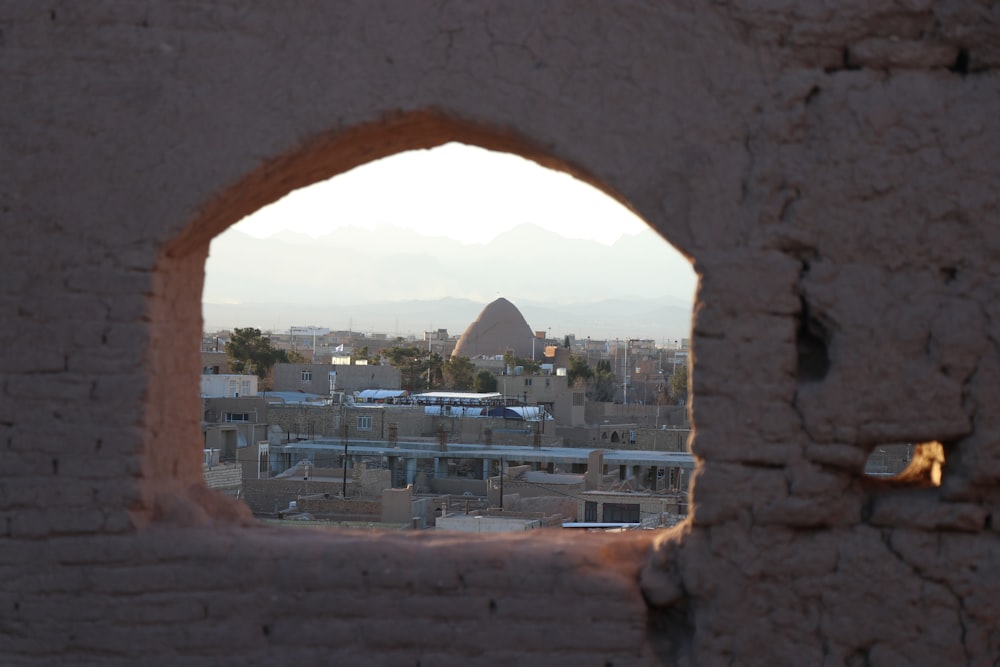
[558,423,689,452]
[436,514,544,533]
[201,396,269,461]
[576,490,686,527]
[200,350,231,375]
[200,373,258,398]
[271,362,401,395]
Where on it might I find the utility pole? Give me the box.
[341,420,349,498]
[624,338,629,405]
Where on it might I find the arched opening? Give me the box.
[152,112,693,536]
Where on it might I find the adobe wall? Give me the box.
[2,2,998,665]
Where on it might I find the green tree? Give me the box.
[669,364,689,404]
[286,349,307,363]
[385,344,424,391]
[591,359,616,403]
[517,356,541,375]
[502,351,541,375]
[442,355,475,391]
[566,355,593,387]
[474,369,498,393]
[384,344,444,391]
[565,355,616,401]
[502,351,515,373]
[427,352,445,389]
[225,327,289,387]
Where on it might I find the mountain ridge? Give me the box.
[204,223,695,339]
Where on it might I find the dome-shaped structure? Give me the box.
[452,297,535,360]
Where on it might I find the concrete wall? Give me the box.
[488,478,587,507]
[202,462,242,496]
[266,404,341,440]
[553,389,586,427]
[295,495,383,521]
[427,477,488,497]
[200,373,258,398]
[436,515,542,533]
[558,424,689,452]
[266,403,421,441]
[4,3,999,666]
[242,479,341,516]
[271,362,401,395]
[585,402,688,428]
[202,396,267,423]
[200,350,230,375]
[381,485,414,525]
[501,372,568,405]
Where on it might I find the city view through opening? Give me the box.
[200,143,900,533]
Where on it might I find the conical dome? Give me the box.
[452,298,535,359]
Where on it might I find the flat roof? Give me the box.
[414,391,502,400]
[277,439,695,468]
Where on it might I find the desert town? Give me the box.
[202,297,695,531]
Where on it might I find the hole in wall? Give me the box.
[194,132,698,534]
[796,297,830,383]
[863,441,944,487]
[950,48,970,75]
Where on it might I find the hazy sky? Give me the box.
[232,143,651,245]
[207,142,696,339]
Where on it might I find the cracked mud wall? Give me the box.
[2,2,999,665]
[640,4,1000,664]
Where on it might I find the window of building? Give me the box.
[524,378,532,386]
[225,412,250,422]
[602,503,640,523]
[301,370,312,382]
[241,380,250,395]
[629,430,637,445]
[226,379,237,397]
[357,415,373,431]
[258,443,270,478]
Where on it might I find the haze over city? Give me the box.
[203,143,696,342]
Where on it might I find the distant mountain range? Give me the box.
[203,224,695,341]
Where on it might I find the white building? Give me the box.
[200,373,258,398]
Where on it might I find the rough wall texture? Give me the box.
[2,2,999,665]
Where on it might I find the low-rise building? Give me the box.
[271,362,401,395]
[200,373,258,398]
